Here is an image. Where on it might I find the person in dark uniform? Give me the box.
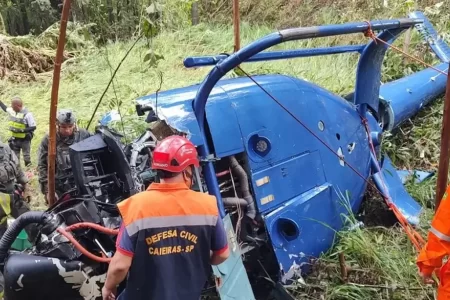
[102,135,230,300]
[0,96,37,167]
[37,109,91,203]
[0,140,37,242]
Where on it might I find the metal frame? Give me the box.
[183,45,365,68]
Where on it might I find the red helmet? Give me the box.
[151,135,200,173]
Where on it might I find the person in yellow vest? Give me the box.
[0,96,37,167]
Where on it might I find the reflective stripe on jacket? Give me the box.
[417,185,450,276]
[7,108,28,139]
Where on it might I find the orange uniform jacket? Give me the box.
[417,185,450,283]
[115,182,229,300]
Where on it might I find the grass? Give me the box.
[286,181,437,299]
[0,17,447,299]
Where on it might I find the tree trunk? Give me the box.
[17,0,30,34]
[106,0,114,24]
[191,2,199,25]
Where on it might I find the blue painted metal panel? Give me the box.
[353,28,405,114]
[183,45,365,68]
[379,62,448,131]
[224,74,373,216]
[212,214,256,299]
[230,76,324,171]
[204,95,245,157]
[99,110,121,125]
[263,184,342,277]
[252,151,327,213]
[228,75,364,167]
[372,155,422,225]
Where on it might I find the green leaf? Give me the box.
[142,17,159,38]
[143,49,164,68]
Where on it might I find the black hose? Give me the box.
[0,212,49,267]
[229,156,257,219]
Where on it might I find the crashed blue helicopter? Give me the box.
[132,11,448,299]
[0,10,448,300]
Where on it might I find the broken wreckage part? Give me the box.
[0,124,141,300]
[0,11,446,300]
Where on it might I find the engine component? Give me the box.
[56,227,112,263]
[0,212,49,268]
[138,169,158,184]
[58,200,102,227]
[3,253,97,300]
[229,156,257,219]
[126,129,158,191]
[69,128,136,202]
[222,197,248,207]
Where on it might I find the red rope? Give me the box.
[360,115,425,250]
[363,21,448,77]
[359,21,448,250]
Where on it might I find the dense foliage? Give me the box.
[0,0,166,40]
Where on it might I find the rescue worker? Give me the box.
[0,140,37,242]
[0,96,37,167]
[102,135,230,300]
[37,109,91,203]
[417,185,450,299]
